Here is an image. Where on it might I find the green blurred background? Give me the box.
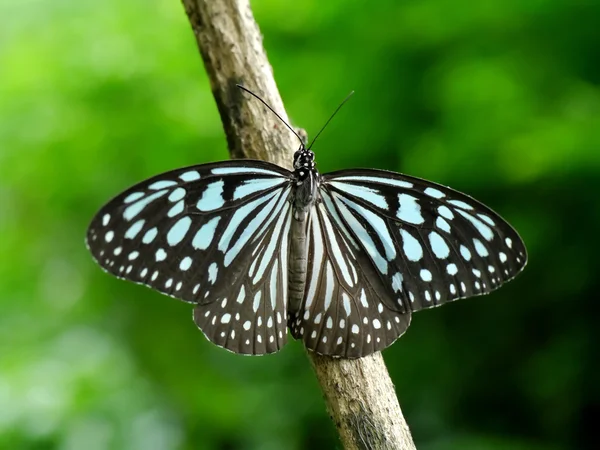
[1,0,599,449]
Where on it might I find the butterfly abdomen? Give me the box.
[288,214,309,317]
[287,161,319,320]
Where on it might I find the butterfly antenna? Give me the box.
[236,84,304,147]
[307,90,354,150]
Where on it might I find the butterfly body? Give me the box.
[87,145,527,358]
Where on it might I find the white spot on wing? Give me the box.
[123,192,144,203]
[360,289,368,308]
[168,187,186,202]
[429,231,450,259]
[167,201,184,218]
[252,291,262,313]
[391,272,403,293]
[221,313,231,324]
[400,229,423,261]
[155,248,167,261]
[148,180,177,190]
[197,180,225,211]
[269,260,278,310]
[192,216,221,250]
[446,263,458,275]
[142,227,158,244]
[179,256,192,271]
[179,171,200,182]
[473,239,489,257]
[424,187,445,199]
[208,262,218,284]
[436,217,451,233]
[397,194,424,224]
[460,245,472,261]
[167,216,192,246]
[125,219,145,239]
[477,213,495,226]
[342,293,351,316]
[324,261,335,311]
[448,199,473,210]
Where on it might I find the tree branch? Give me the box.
[179,1,416,448]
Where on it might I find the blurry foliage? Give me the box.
[1,0,599,449]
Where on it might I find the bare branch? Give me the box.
[310,353,416,449]
[181,0,293,167]
[179,1,416,448]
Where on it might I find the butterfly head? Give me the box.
[293,146,316,180]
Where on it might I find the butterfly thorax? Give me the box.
[292,147,319,222]
[288,146,319,316]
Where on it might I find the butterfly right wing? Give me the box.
[289,190,411,358]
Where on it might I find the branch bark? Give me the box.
[180,1,416,448]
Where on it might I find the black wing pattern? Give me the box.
[289,189,411,358]
[86,160,293,354]
[320,169,527,314]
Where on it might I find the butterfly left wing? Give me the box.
[86,160,293,355]
[289,190,411,358]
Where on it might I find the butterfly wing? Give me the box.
[289,190,411,358]
[86,160,293,354]
[192,192,292,355]
[321,169,527,312]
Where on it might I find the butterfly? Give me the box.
[86,89,527,358]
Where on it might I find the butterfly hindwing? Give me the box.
[289,194,411,358]
[193,193,292,355]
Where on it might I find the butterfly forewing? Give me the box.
[322,169,527,312]
[289,193,411,358]
[86,160,293,354]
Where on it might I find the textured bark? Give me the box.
[309,353,416,449]
[180,1,416,448]
[181,0,293,168]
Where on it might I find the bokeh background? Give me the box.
[2,0,599,449]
